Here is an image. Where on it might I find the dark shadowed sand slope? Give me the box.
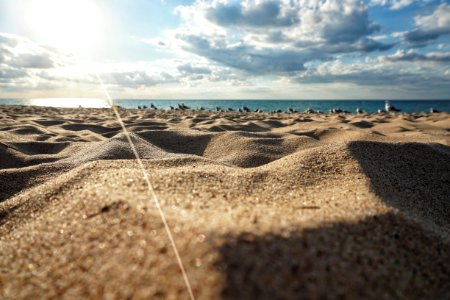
[0,105,449,299]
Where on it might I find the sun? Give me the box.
[25,0,104,52]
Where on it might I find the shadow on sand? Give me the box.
[347,141,450,229]
[217,213,450,300]
[217,141,450,299]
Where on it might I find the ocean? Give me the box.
[1,99,449,113]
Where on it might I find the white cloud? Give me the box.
[171,0,391,74]
[404,4,450,44]
[0,33,67,69]
[290,57,450,92]
[370,0,430,10]
[381,49,450,62]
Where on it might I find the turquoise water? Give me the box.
[1,99,449,113]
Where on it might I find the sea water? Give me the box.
[1,99,449,113]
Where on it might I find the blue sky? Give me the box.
[0,0,449,99]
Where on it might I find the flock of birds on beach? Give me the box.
[133,101,441,114]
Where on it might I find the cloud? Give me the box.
[0,34,19,48]
[0,33,64,69]
[404,4,450,44]
[8,53,55,69]
[0,68,28,83]
[0,33,97,95]
[177,34,320,73]
[105,70,179,88]
[173,0,390,74]
[325,37,395,54]
[177,63,211,75]
[382,49,450,62]
[370,0,430,10]
[205,1,298,27]
[317,0,380,44]
[290,58,450,91]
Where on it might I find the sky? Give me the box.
[0,0,450,99]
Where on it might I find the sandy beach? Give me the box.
[0,105,449,299]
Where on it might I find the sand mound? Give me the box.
[0,105,449,299]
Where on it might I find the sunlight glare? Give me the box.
[25,0,104,51]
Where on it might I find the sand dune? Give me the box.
[0,105,449,299]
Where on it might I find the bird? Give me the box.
[430,107,440,113]
[199,107,205,111]
[305,107,315,114]
[243,106,250,112]
[331,108,343,113]
[356,107,364,114]
[178,103,190,110]
[216,106,222,112]
[227,107,234,112]
[238,108,243,113]
[142,105,147,109]
[137,106,142,109]
[385,101,400,112]
[169,105,175,110]
[150,103,157,110]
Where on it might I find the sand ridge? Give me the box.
[0,105,449,299]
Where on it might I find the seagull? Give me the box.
[385,101,400,112]
[243,106,250,112]
[430,107,440,113]
[305,107,315,114]
[178,103,190,110]
[150,103,157,110]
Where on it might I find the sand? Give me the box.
[0,105,449,299]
